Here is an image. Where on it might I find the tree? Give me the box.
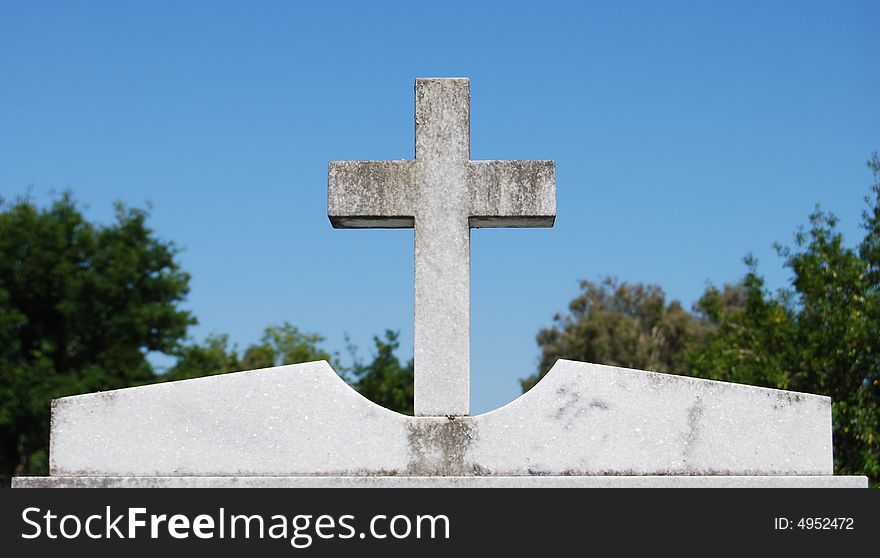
[685,271,793,387]
[0,193,193,484]
[164,323,338,381]
[349,331,414,415]
[161,333,242,380]
[520,278,712,392]
[167,327,414,414]
[687,153,880,482]
[522,155,880,483]
[0,191,415,487]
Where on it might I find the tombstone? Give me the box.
[13,78,867,488]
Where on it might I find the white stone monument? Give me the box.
[13,78,867,488]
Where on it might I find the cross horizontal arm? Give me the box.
[467,160,556,228]
[328,160,418,228]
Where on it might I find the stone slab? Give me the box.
[45,359,833,477]
[13,476,868,488]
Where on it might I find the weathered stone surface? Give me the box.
[328,78,556,416]
[14,476,868,488]
[43,360,836,478]
[468,160,555,227]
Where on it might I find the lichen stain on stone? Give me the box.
[81,390,125,414]
[777,391,803,404]
[682,397,704,460]
[589,399,609,410]
[553,388,580,421]
[405,417,479,475]
[552,387,609,430]
[770,391,806,411]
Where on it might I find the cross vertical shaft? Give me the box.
[328,77,556,417]
[413,79,471,416]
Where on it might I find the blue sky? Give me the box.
[2,1,878,413]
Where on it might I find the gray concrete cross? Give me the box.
[328,78,556,416]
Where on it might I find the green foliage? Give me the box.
[0,192,414,488]
[686,266,795,388]
[0,193,193,484]
[162,334,242,380]
[525,154,880,484]
[349,331,414,415]
[687,153,880,483]
[164,323,338,381]
[521,278,712,392]
[165,327,414,414]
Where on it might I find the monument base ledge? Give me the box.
[12,475,869,488]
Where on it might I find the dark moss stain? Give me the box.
[771,390,807,411]
[553,386,611,429]
[405,416,479,475]
[554,386,577,420]
[682,397,703,460]
[589,399,609,410]
[519,466,808,476]
[48,402,57,475]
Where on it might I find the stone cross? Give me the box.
[328,78,555,416]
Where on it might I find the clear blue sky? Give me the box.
[2,1,878,413]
